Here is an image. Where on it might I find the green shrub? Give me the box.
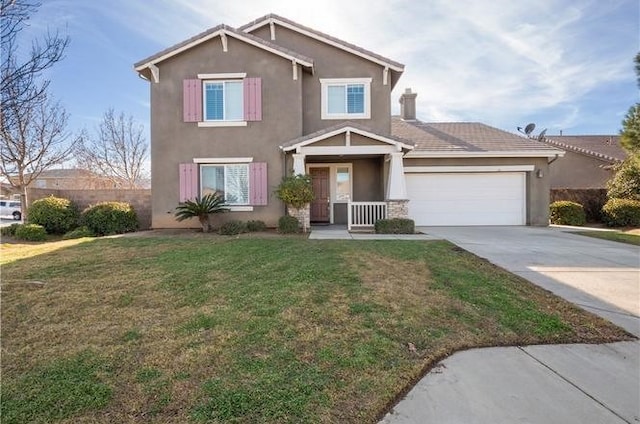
[82,202,138,236]
[601,198,640,227]
[246,220,267,232]
[1,223,21,237]
[28,196,79,234]
[607,157,640,201]
[219,220,247,235]
[549,201,586,226]
[14,224,46,241]
[274,174,314,209]
[62,226,95,240]
[550,189,607,223]
[278,215,300,234]
[374,218,415,234]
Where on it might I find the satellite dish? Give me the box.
[524,123,536,135]
[537,129,547,141]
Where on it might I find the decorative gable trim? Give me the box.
[134,25,313,74]
[280,125,414,153]
[241,15,404,72]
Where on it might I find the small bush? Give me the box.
[28,196,79,234]
[551,189,607,223]
[82,202,138,236]
[607,157,640,201]
[278,215,300,234]
[549,201,586,226]
[1,223,21,237]
[14,224,46,241]
[219,220,247,235]
[374,218,415,234]
[601,198,640,227]
[246,220,267,232]
[62,226,95,240]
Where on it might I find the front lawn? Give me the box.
[1,236,632,423]
[574,230,640,246]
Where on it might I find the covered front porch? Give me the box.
[279,123,414,230]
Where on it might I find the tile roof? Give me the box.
[280,121,414,151]
[134,24,314,70]
[239,13,404,71]
[391,117,564,157]
[542,135,626,163]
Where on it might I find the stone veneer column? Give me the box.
[386,200,409,219]
[289,205,310,232]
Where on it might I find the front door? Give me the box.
[310,167,330,223]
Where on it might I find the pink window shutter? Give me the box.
[249,162,267,205]
[179,163,198,202]
[183,79,202,122]
[243,77,262,121]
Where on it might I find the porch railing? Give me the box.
[348,201,387,231]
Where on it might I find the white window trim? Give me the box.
[202,79,244,123]
[198,72,247,79]
[320,78,371,120]
[198,121,247,127]
[306,163,353,224]
[199,162,253,211]
[193,157,253,164]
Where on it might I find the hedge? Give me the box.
[601,198,640,227]
[82,202,138,236]
[549,201,586,226]
[374,218,415,234]
[28,196,79,234]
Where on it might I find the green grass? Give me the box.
[0,236,633,423]
[574,230,640,246]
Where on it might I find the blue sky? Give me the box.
[25,0,639,140]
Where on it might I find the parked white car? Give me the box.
[0,200,22,220]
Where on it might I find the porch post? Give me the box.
[386,152,407,200]
[293,153,306,175]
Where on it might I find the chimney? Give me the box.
[399,88,417,120]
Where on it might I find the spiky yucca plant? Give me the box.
[175,193,229,232]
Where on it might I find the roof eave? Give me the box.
[242,16,404,73]
[134,27,314,74]
[280,126,414,152]
[405,150,566,159]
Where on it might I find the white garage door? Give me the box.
[406,172,526,226]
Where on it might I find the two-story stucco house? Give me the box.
[134,14,564,229]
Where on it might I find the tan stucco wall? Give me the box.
[403,157,551,226]
[149,36,302,228]
[252,25,392,136]
[549,152,613,189]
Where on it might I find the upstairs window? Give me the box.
[183,74,262,126]
[204,80,243,121]
[320,78,371,120]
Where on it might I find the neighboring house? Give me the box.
[134,13,564,228]
[541,135,626,189]
[17,169,122,190]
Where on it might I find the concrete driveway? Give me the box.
[381,226,640,424]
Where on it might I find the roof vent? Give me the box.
[399,88,417,121]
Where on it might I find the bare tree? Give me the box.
[75,109,149,189]
[0,85,78,208]
[1,0,69,111]
[0,0,73,212]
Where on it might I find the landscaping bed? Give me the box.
[1,236,633,423]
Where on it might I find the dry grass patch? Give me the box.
[1,237,633,424]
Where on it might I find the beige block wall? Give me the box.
[28,188,152,229]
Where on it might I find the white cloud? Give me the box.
[33,0,638,134]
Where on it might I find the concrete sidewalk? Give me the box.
[375,226,640,424]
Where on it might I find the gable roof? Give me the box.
[280,122,414,152]
[391,117,564,158]
[134,24,314,73]
[239,13,404,73]
[542,135,626,163]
